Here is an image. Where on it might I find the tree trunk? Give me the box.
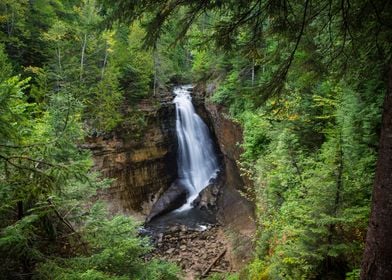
[17,201,23,220]
[80,33,87,81]
[56,45,62,91]
[251,58,255,86]
[153,50,159,96]
[57,46,62,72]
[101,43,108,80]
[361,65,392,279]
[6,8,14,36]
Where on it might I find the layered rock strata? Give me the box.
[84,95,177,219]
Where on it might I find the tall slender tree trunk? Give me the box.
[251,58,255,86]
[17,201,23,220]
[6,7,14,36]
[80,33,87,81]
[57,46,62,72]
[153,49,159,96]
[56,45,62,91]
[101,43,108,80]
[361,64,392,279]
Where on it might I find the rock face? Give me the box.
[84,94,177,219]
[192,171,223,211]
[193,83,256,269]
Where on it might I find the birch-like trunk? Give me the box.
[101,44,108,80]
[80,33,87,81]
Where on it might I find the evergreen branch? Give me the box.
[5,156,57,167]
[285,0,310,76]
[0,155,72,171]
[0,140,58,149]
[47,198,89,254]
[253,0,310,105]
[0,154,47,175]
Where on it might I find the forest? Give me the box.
[0,0,391,279]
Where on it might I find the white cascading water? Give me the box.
[173,85,219,210]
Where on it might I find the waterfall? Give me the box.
[173,85,219,210]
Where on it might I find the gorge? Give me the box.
[86,83,256,276]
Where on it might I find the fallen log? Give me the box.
[210,268,227,273]
[202,248,227,277]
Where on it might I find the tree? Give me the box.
[0,2,184,276]
[361,65,392,279]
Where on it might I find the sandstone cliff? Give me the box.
[84,94,177,219]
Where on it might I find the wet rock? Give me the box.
[146,180,188,222]
[168,225,181,233]
[192,172,223,211]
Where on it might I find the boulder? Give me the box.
[146,180,188,222]
[192,172,222,210]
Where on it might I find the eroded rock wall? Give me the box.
[193,83,256,269]
[84,95,177,220]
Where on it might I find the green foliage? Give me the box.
[240,112,271,164]
[346,269,360,280]
[230,76,380,279]
[88,71,124,131]
[206,273,240,280]
[191,49,222,82]
[0,20,181,279]
[35,211,180,279]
